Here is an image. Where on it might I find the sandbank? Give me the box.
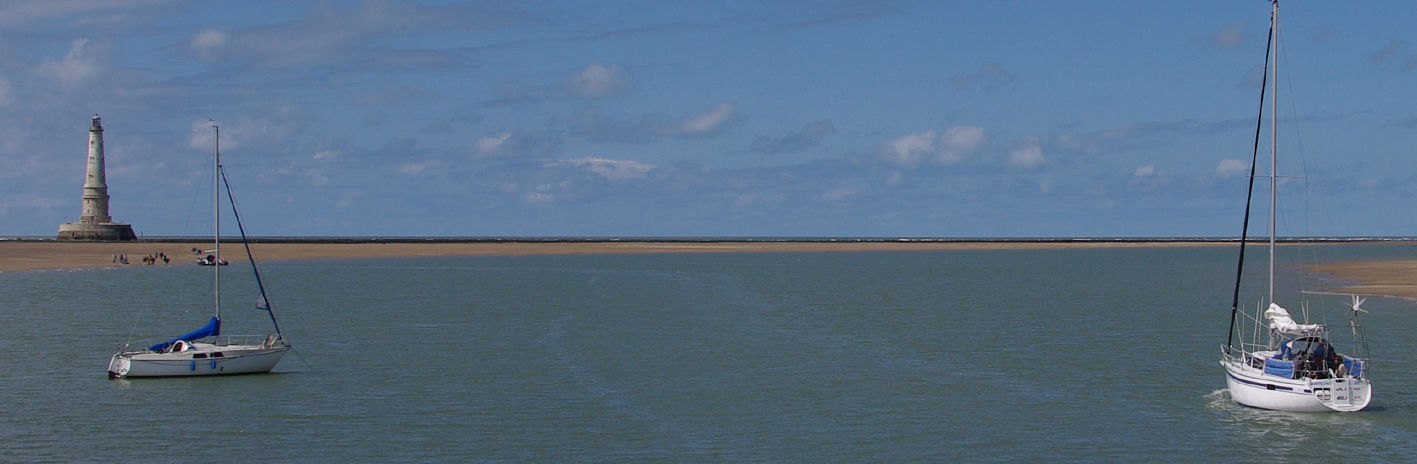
[6,238,1417,299]
[1308,259,1417,299]
[0,238,1234,273]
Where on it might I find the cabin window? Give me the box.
[193,353,207,359]
[212,352,224,358]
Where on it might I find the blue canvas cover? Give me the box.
[1264,357,1294,379]
[1343,357,1364,378]
[148,317,221,351]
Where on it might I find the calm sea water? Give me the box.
[3,245,1417,462]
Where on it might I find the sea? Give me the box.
[3,244,1417,462]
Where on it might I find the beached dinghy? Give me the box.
[108,123,290,378]
[1217,0,1371,412]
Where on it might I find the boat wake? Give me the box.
[1203,388,1241,413]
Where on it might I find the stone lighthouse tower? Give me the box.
[57,115,136,240]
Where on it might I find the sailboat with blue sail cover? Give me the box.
[1218,0,1371,412]
[107,123,290,378]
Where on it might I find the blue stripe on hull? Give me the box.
[1226,371,1299,392]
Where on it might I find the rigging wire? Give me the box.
[220,164,286,340]
[1276,11,1339,323]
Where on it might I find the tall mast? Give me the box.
[1267,0,1278,306]
[213,123,221,320]
[1226,1,1276,351]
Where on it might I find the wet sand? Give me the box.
[6,239,1417,298]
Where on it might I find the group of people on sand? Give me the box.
[110,252,170,265]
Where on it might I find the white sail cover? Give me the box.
[1264,303,1321,335]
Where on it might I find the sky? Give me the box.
[1,0,1415,238]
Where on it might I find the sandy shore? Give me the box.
[1308,260,1417,299]
[0,239,1235,273]
[5,239,1416,298]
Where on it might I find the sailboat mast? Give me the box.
[1226,2,1275,351]
[213,123,221,321]
[1268,0,1278,306]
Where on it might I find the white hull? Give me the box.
[109,342,288,378]
[1221,358,1370,412]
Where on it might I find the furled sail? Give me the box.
[1264,303,1321,335]
[148,317,221,351]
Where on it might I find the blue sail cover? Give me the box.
[1264,357,1295,379]
[148,317,221,351]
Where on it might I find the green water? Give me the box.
[3,245,1416,461]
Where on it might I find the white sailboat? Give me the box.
[1218,0,1371,412]
[108,123,290,379]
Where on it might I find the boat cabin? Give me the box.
[1260,336,1365,380]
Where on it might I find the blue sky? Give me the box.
[2,0,1415,238]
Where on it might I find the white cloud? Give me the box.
[0,193,66,215]
[566,62,627,98]
[312,150,339,160]
[36,38,103,88]
[940,126,987,163]
[881,131,936,164]
[524,187,555,203]
[306,168,328,186]
[334,189,361,207]
[472,130,558,158]
[1216,159,1249,178]
[877,125,987,165]
[1200,21,1246,49]
[549,157,655,181]
[523,181,572,203]
[679,102,739,136]
[1134,165,1155,177]
[570,103,743,142]
[190,28,229,59]
[186,106,313,150]
[398,160,441,175]
[0,0,176,29]
[188,119,219,149]
[1009,138,1045,169]
[476,132,512,154]
[183,1,528,71]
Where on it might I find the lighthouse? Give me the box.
[57,115,136,240]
